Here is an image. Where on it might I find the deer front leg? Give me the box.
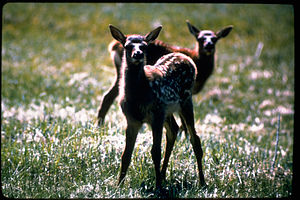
[151,115,165,188]
[161,115,179,180]
[118,122,141,186]
[180,98,206,187]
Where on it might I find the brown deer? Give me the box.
[97,21,233,125]
[108,24,206,188]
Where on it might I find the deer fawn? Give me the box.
[97,21,233,125]
[108,24,206,188]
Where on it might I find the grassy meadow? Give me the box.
[1,3,294,198]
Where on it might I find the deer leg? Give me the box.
[151,115,165,188]
[180,98,206,186]
[161,115,179,180]
[118,121,141,186]
[97,63,121,126]
[97,82,119,125]
[179,115,188,138]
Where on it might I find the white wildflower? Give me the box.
[204,114,224,124]
[249,123,264,132]
[259,99,274,109]
[34,128,46,143]
[277,105,293,115]
[249,70,273,80]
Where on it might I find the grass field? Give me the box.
[1,3,294,198]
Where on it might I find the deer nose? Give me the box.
[132,51,144,59]
[204,42,214,49]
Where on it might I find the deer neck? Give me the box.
[123,60,150,102]
[191,44,216,94]
[199,53,214,68]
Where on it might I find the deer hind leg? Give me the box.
[97,59,121,126]
[179,114,188,138]
[118,121,141,186]
[179,98,206,186]
[161,115,179,180]
[97,81,119,125]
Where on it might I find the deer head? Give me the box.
[186,21,233,55]
[109,25,162,65]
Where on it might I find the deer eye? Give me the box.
[211,37,217,43]
[139,45,146,51]
[124,44,133,51]
[198,37,205,42]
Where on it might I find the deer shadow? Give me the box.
[140,179,200,198]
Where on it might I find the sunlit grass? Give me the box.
[2,3,294,198]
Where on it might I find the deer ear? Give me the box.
[109,25,126,45]
[216,25,233,39]
[145,26,162,43]
[186,20,200,38]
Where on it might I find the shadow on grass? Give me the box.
[140,178,204,198]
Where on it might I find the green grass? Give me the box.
[2,3,294,198]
